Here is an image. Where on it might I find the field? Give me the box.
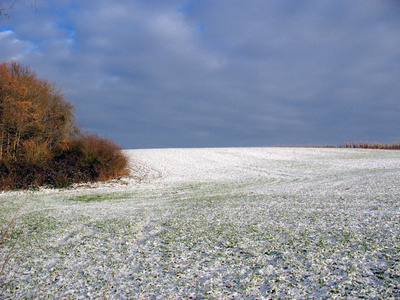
[1,147,400,299]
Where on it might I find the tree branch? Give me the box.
[0,0,36,20]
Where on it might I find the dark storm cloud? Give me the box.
[1,0,399,148]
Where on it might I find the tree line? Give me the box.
[0,61,128,190]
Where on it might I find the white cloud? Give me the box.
[0,29,37,61]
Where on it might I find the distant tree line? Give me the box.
[286,142,400,150]
[0,61,128,190]
[339,142,400,150]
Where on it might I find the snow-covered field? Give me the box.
[1,147,400,299]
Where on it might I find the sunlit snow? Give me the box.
[1,147,399,298]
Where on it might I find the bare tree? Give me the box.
[0,0,36,20]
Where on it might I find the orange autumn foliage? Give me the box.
[0,61,77,161]
[0,61,128,189]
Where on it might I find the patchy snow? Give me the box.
[1,147,400,298]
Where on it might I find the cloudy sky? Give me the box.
[1,0,399,148]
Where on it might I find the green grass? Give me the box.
[67,192,135,202]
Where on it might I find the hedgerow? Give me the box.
[0,61,128,190]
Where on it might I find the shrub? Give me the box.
[0,61,129,190]
[53,133,129,185]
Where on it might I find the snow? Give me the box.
[1,147,400,299]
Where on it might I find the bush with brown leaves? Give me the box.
[0,61,128,190]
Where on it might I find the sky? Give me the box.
[1,0,399,149]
